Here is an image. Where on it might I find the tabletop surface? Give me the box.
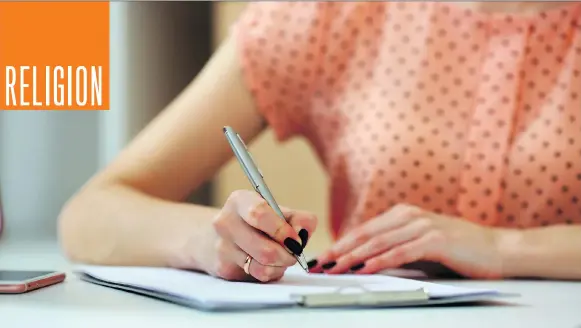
[1,241,581,328]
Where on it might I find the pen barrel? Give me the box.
[256,184,286,221]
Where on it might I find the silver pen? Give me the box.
[223,126,309,272]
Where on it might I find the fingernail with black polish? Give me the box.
[350,263,365,271]
[298,229,308,247]
[321,261,336,270]
[307,259,318,269]
[284,238,303,256]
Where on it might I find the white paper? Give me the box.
[77,264,498,308]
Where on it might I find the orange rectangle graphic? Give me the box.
[0,1,110,110]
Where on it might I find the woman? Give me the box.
[58,1,581,282]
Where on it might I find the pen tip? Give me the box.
[297,255,309,272]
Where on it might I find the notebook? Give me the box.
[76,265,517,311]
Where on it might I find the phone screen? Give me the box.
[0,271,55,281]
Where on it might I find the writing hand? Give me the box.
[193,190,317,282]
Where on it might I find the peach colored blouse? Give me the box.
[234,2,581,238]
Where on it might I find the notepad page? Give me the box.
[77,265,497,307]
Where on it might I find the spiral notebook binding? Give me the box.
[290,285,430,308]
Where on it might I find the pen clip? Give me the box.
[236,133,265,179]
[236,132,247,149]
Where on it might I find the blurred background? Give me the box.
[0,2,332,254]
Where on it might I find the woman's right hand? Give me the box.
[192,190,317,282]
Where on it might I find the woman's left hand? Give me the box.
[309,204,505,279]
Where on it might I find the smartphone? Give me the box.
[0,270,66,294]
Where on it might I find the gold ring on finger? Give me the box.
[243,255,252,275]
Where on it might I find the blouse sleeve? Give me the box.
[232,2,327,141]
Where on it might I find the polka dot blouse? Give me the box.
[233,2,581,238]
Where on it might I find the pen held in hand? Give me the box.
[223,126,309,272]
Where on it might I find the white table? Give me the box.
[1,241,581,328]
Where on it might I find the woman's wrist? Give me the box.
[494,225,581,279]
[495,227,558,279]
[160,204,221,271]
[494,228,532,278]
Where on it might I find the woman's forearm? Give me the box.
[497,225,581,280]
[58,183,220,270]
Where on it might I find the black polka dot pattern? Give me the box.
[235,2,581,237]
